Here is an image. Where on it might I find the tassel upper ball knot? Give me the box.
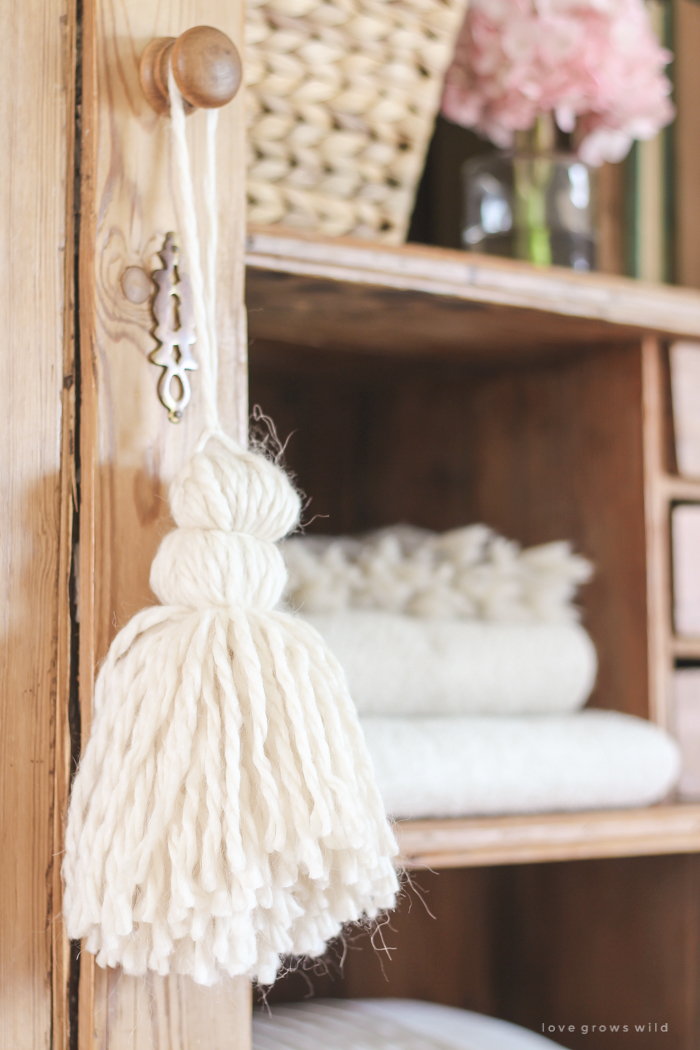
[151,434,302,611]
[169,432,301,539]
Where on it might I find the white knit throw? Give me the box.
[283,525,593,622]
[62,70,398,986]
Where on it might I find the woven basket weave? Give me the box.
[245,0,468,243]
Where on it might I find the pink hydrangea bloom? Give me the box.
[441,0,674,165]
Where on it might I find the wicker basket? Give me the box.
[245,0,468,243]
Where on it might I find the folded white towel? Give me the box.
[253,999,567,1049]
[360,711,681,819]
[304,610,597,716]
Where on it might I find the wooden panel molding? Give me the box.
[78,0,249,1046]
[674,0,700,290]
[0,2,76,1048]
[642,338,674,730]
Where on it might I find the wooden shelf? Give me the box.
[672,636,700,659]
[396,803,700,869]
[660,473,700,502]
[246,225,700,361]
[248,227,700,870]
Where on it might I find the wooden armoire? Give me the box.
[7,1,700,1049]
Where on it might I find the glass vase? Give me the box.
[462,118,596,270]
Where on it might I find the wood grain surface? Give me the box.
[340,855,700,1050]
[674,0,700,290]
[87,971,252,1050]
[79,0,249,1046]
[246,225,700,355]
[595,161,625,277]
[0,2,76,1048]
[642,338,674,730]
[248,270,642,363]
[395,805,700,869]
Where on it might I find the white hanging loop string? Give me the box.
[168,66,220,434]
[204,108,219,383]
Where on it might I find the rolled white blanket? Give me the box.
[303,610,597,716]
[254,999,567,1050]
[361,711,681,819]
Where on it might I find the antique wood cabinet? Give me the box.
[245,227,700,1049]
[7,0,700,1045]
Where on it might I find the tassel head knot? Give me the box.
[151,435,299,611]
[169,434,301,540]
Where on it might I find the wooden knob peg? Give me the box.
[140,26,242,115]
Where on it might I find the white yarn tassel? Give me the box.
[62,69,398,986]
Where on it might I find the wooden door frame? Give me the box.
[0,1,78,1048]
[74,2,250,1047]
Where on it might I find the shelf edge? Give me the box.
[246,227,700,340]
[395,804,700,869]
[660,474,700,501]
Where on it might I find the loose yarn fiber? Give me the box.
[62,70,397,987]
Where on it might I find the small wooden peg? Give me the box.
[139,26,242,115]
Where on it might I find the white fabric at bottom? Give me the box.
[361,710,681,819]
[253,999,567,1050]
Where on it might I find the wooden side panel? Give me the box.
[249,339,649,717]
[674,0,700,290]
[340,868,499,1015]
[492,855,700,1050]
[79,0,249,1046]
[0,1,75,1048]
[642,338,674,728]
[90,972,252,1050]
[596,162,625,277]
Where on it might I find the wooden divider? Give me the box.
[0,2,76,1048]
[78,1,250,1046]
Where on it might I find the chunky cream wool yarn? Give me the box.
[62,72,397,987]
[283,525,593,622]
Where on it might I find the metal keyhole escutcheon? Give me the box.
[150,233,198,423]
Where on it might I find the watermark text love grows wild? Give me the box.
[542,1023,669,1035]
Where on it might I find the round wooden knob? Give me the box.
[140,26,242,115]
